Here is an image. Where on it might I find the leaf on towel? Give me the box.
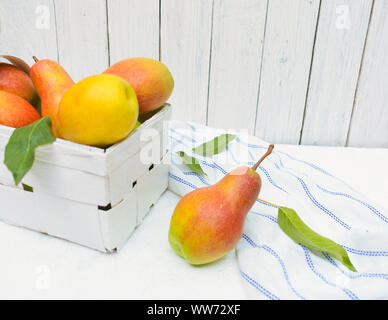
[177,151,207,177]
[178,134,235,177]
[4,117,56,185]
[278,206,357,272]
[192,134,236,156]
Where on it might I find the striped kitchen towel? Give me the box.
[166,121,388,300]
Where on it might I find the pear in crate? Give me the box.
[57,74,139,147]
[0,91,40,128]
[0,63,38,104]
[30,57,74,134]
[104,57,174,114]
[169,145,274,265]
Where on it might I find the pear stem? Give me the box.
[257,198,279,208]
[251,144,274,171]
[33,56,39,63]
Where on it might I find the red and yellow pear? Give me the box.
[0,91,41,128]
[104,57,174,114]
[169,145,274,265]
[30,57,74,135]
[0,63,38,104]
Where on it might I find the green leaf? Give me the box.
[177,151,207,177]
[22,183,33,192]
[4,117,56,185]
[192,134,236,156]
[278,206,357,272]
[177,134,236,177]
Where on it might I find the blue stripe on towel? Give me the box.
[169,173,198,190]
[301,246,359,300]
[186,122,197,132]
[242,234,306,300]
[340,245,388,257]
[323,253,388,281]
[277,150,334,178]
[257,166,288,194]
[170,128,197,143]
[201,160,228,175]
[169,135,191,148]
[240,271,280,300]
[234,137,266,150]
[293,175,351,230]
[316,185,388,224]
[183,171,210,186]
[226,145,238,164]
[250,211,278,223]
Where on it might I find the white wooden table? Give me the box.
[0,144,387,299]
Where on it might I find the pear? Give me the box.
[30,57,74,135]
[104,58,174,115]
[57,74,139,147]
[0,91,41,128]
[169,145,274,265]
[0,63,38,105]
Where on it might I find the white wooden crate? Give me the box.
[0,104,172,252]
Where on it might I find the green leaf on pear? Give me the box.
[4,117,56,185]
[177,151,207,177]
[278,206,357,272]
[192,134,236,156]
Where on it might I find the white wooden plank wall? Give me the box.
[161,0,212,124]
[0,0,386,148]
[347,0,388,148]
[255,0,320,144]
[54,0,109,82]
[107,0,160,63]
[206,0,267,134]
[300,0,373,146]
[0,0,58,63]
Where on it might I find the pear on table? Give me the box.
[169,144,274,265]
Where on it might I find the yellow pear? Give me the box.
[57,74,139,147]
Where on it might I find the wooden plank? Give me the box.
[0,124,108,177]
[54,0,109,82]
[160,0,212,123]
[0,184,106,251]
[207,0,267,133]
[99,187,137,251]
[136,163,168,224]
[0,0,58,63]
[301,0,373,146]
[109,148,168,206]
[0,149,109,205]
[0,105,169,179]
[347,0,388,148]
[105,104,171,172]
[255,0,320,144]
[107,0,159,64]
